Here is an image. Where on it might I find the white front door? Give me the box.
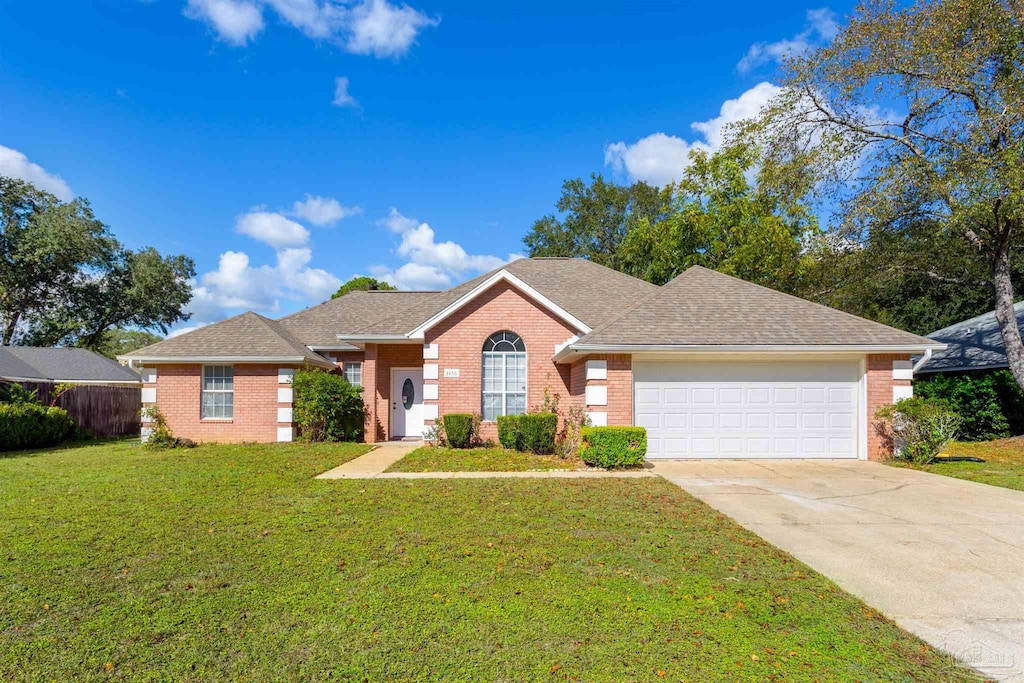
[391,368,424,439]
[634,360,860,459]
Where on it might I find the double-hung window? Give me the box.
[343,362,362,386]
[201,365,234,419]
[482,331,526,421]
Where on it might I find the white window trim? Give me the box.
[343,361,362,386]
[201,364,234,420]
[482,332,527,421]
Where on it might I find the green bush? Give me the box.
[579,426,647,468]
[292,367,364,442]
[875,397,962,464]
[140,405,196,450]
[0,403,75,452]
[497,414,522,450]
[916,370,1024,440]
[519,412,558,454]
[442,413,478,448]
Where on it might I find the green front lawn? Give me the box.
[889,438,1024,491]
[386,445,583,472]
[0,441,971,681]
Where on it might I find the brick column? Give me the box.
[866,353,913,460]
[139,366,158,442]
[422,343,440,436]
[276,368,295,442]
[580,354,632,427]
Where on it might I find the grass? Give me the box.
[386,445,583,472]
[888,438,1024,491]
[0,441,974,681]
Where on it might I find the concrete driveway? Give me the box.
[652,459,1024,682]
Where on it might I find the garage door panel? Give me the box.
[635,361,859,459]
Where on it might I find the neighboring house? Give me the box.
[0,346,142,385]
[916,302,1024,375]
[120,258,941,460]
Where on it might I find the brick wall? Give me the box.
[568,354,632,426]
[866,353,913,460]
[424,281,579,441]
[147,363,296,443]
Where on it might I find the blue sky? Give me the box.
[0,0,849,335]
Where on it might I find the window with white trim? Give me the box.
[482,331,526,421]
[343,362,362,386]
[201,365,234,419]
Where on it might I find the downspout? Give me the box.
[912,348,933,374]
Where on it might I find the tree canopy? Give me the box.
[0,176,195,347]
[331,276,396,299]
[753,0,1024,384]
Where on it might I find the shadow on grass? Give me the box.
[0,436,138,460]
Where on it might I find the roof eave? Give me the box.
[554,342,948,363]
[117,354,336,369]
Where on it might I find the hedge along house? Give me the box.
[121,258,943,460]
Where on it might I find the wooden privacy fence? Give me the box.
[16,382,141,438]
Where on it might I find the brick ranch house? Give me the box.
[121,258,944,460]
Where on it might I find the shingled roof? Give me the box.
[122,312,335,367]
[123,259,938,364]
[0,347,141,383]
[347,258,660,335]
[917,302,1024,374]
[572,266,940,349]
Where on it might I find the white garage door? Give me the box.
[634,360,860,459]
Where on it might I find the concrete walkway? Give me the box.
[315,441,421,479]
[651,459,1024,682]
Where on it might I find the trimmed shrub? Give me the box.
[916,370,1024,440]
[442,413,478,448]
[293,367,364,442]
[519,412,558,454]
[0,403,74,452]
[579,426,647,468]
[875,397,962,464]
[497,414,522,450]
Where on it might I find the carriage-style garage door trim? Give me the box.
[634,359,861,459]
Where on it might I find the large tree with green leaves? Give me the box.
[331,276,396,299]
[0,176,194,347]
[618,143,818,291]
[754,0,1024,385]
[523,174,671,270]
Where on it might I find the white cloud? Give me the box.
[738,8,838,73]
[332,76,359,108]
[378,206,419,233]
[292,193,361,225]
[181,0,437,57]
[370,208,513,290]
[346,0,440,58]
[0,145,73,201]
[605,82,782,186]
[188,246,341,322]
[184,0,265,46]
[235,210,310,249]
[167,322,210,338]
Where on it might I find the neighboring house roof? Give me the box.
[917,302,1024,374]
[567,266,939,352]
[121,312,336,368]
[121,258,938,366]
[0,347,142,384]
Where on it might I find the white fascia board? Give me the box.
[406,270,592,340]
[555,343,946,362]
[335,334,420,343]
[120,355,333,369]
[308,343,361,351]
